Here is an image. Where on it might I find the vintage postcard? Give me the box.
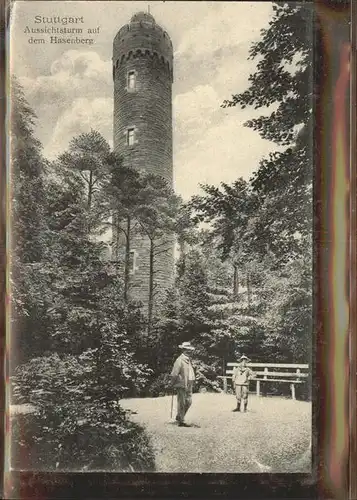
[7,0,315,477]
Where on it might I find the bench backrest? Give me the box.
[226,362,309,381]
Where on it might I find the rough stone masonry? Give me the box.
[112,11,175,311]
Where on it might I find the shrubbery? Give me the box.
[11,352,156,471]
[11,406,155,471]
[144,373,173,398]
[10,83,158,471]
[191,360,221,393]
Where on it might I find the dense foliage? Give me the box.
[143,1,313,396]
[10,78,49,362]
[223,1,313,262]
[10,81,155,470]
[12,351,154,471]
[221,1,313,367]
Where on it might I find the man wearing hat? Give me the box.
[170,341,196,427]
[231,355,255,412]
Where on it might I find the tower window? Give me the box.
[127,128,135,146]
[127,71,136,90]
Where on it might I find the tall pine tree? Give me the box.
[223,2,313,261]
[10,77,49,362]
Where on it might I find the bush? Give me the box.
[11,352,156,471]
[11,403,155,471]
[144,373,172,397]
[191,359,221,393]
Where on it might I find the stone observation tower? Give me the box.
[112,11,174,308]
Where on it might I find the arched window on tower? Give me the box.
[127,70,136,90]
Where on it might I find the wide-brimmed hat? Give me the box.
[238,354,250,362]
[179,341,195,351]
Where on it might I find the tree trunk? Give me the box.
[247,272,252,311]
[115,213,120,262]
[148,238,154,335]
[177,240,186,278]
[124,216,131,304]
[233,264,239,298]
[181,241,187,276]
[88,170,93,210]
[87,171,93,234]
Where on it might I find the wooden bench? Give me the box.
[218,362,309,399]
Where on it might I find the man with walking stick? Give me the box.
[170,341,196,427]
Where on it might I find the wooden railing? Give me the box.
[218,362,309,399]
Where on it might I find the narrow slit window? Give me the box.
[127,128,135,146]
[128,71,136,90]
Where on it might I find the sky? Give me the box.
[9,1,277,200]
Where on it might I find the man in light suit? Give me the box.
[232,354,255,412]
[170,341,196,427]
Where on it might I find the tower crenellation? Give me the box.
[113,13,173,83]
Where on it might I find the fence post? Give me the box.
[290,383,296,400]
[256,380,260,397]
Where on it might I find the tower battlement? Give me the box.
[113,50,173,82]
[113,12,173,81]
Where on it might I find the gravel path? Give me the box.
[121,393,311,473]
